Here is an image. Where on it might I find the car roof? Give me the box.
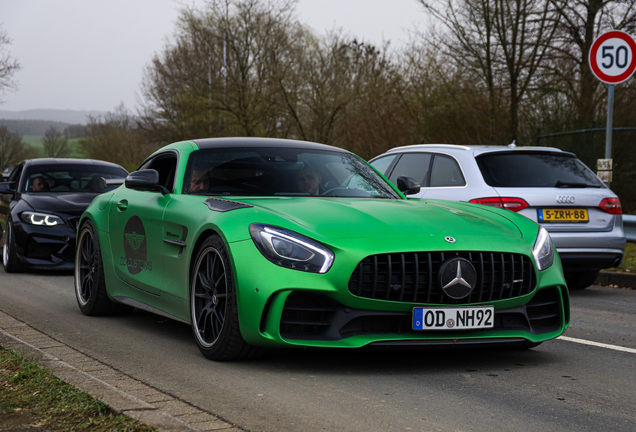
[383,143,571,157]
[191,137,347,153]
[23,158,126,169]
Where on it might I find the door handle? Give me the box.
[116,200,128,211]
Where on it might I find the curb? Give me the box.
[596,270,636,289]
[0,311,239,432]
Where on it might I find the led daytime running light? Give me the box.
[20,212,63,227]
[532,226,554,271]
[250,224,334,274]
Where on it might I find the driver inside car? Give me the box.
[31,176,50,192]
[295,164,322,196]
[189,166,210,193]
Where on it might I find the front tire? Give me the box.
[565,270,600,290]
[190,235,263,361]
[3,221,23,273]
[74,220,122,315]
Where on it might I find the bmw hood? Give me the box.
[241,197,524,242]
[21,193,98,215]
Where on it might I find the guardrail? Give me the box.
[624,215,636,243]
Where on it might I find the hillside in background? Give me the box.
[0,109,107,125]
[0,119,72,136]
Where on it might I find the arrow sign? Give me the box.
[589,30,636,84]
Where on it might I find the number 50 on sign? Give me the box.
[589,30,636,84]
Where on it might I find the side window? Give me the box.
[144,154,178,192]
[388,153,432,186]
[369,155,398,176]
[8,164,24,191]
[430,155,466,187]
[8,164,23,183]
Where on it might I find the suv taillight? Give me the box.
[599,198,622,214]
[470,197,529,212]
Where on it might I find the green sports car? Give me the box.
[74,137,569,360]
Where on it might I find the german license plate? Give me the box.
[537,208,589,222]
[412,306,494,330]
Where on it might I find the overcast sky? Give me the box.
[0,0,425,113]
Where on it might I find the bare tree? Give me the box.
[547,0,636,127]
[42,127,71,158]
[0,26,20,102]
[277,33,397,147]
[396,41,493,147]
[417,0,563,143]
[80,105,155,171]
[0,127,34,171]
[139,0,300,142]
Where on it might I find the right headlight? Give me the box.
[249,223,334,274]
[532,225,554,271]
[19,211,64,227]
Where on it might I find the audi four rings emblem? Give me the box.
[556,195,575,204]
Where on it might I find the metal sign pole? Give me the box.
[605,84,614,187]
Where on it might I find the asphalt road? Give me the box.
[1,271,635,432]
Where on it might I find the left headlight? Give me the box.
[532,225,554,271]
[19,211,64,227]
[249,223,334,274]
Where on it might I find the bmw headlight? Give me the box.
[20,211,64,227]
[532,226,554,271]
[249,223,334,273]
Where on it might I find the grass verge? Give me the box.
[0,347,155,432]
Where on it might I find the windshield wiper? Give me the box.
[554,180,593,188]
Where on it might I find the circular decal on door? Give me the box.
[120,216,152,274]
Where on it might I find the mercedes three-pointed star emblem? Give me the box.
[438,257,478,300]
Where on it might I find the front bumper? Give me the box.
[228,238,570,349]
[10,217,79,269]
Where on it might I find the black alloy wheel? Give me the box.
[75,220,123,315]
[190,235,263,361]
[3,221,23,273]
[565,270,600,290]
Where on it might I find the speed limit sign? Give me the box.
[589,30,636,84]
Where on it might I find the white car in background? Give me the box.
[370,144,626,290]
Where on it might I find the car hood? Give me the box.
[21,193,97,215]
[240,197,523,241]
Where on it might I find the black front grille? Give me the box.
[348,252,535,304]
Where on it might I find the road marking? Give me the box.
[557,336,636,354]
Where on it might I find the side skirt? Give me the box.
[112,296,190,325]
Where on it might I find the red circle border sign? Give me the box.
[589,30,636,84]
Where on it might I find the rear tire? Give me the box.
[75,220,125,315]
[190,235,263,361]
[3,221,23,273]
[565,270,600,290]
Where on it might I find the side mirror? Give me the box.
[125,169,169,195]
[397,176,421,195]
[0,181,16,195]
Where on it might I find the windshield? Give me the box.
[183,147,401,199]
[22,164,128,194]
[476,152,604,188]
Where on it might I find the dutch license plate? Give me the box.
[537,208,589,222]
[412,306,494,330]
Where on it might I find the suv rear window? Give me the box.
[476,152,604,188]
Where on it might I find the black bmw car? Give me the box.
[0,158,128,272]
